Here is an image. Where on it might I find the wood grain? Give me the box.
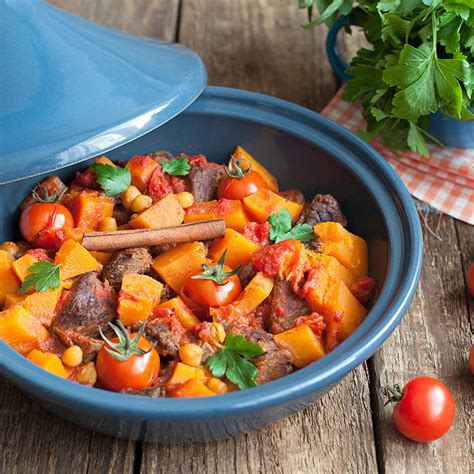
[49,0,180,41]
[370,213,473,474]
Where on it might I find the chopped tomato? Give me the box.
[242,221,271,246]
[294,313,326,336]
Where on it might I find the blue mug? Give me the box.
[326,16,474,149]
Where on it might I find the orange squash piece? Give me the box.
[0,250,20,307]
[63,227,85,243]
[0,305,49,355]
[73,192,114,230]
[23,288,62,328]
[306,252,359,289]
[184,199,249,232]
[126,155,159,191]
[323,280,367,351]
[243,188,303,223]
[274,324,325,368]
[54,240,102,280]
[152,241,207,292]
[118,274,163,326]
[27,350,68,378]
[158,297,200,329]
[94,155,117,167]
[314,222,368,277]
[303,267,331,314]
[208,229,260,268]
[129,193,184,229]
[211,272,274,321]
[89,251,113,265]
[170,378,216,398]
[4,293,26,309]
[233,146,279,192]
[11,254,37,282]
[165,362,199,390]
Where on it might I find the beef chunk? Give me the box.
[102,247,152,290]
[268,278,309,334]
[232,327,292,384]
[279,189,305,205]
[296,194,347,227]
[189,164,226,202]
[238,262,256,287]
[139,319,185,358]
[112,204,132,226]
[145,150,175,162]
[150,242,178,257]
[304,237,321,253]
[55,329,104,362]
[121,386,165,398]
[159,284,177,303]
[53,272,116,338]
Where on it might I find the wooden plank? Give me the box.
[1,2,180,473]
[370,214,473,474]
[49,0,180,41]
[141,2,378,472]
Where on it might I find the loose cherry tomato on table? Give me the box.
[217,155,267,200]
[182,250,242,316]
[96,321,160,392]
[466,262,474,297]
[386,376,455,442]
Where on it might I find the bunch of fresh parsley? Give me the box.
[298,0,473,156]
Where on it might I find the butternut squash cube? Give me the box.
[165,362,200,390]
[274,324,325,368]
[208,229,260,268]
[184,199,249,232]
[89,251,113,265]
[0,305,49,355]
[314,222,368,277]
[73,193,114,230]
[158,297,200,329]
[118,274,163,326]
[23,288,62,328]
[4,293,26,309]
[323,280,367,351]
[12,254,37,282]
[233,146,279,192]
[55,240,102,280]
[306,252,359,289]
[170,378,216,398]
[129,193,184,229]
[152,241,207,292]
[304,267,330,314]
[27,349,68,378]
[0,250,20,307]
[243,189,303,224]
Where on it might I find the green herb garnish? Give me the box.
[91,163,131,197]
[100,320,150,362]
[20,261,61,294]
[191,250,241,285]
[161,157,191,176]
[205,332,265,390]
[267,209,314,243]
[298,1,474,156]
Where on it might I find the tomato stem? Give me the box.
[225,155,251,179]
[384,383,404,405]
[31,184,65,203]
[191,249,241,285]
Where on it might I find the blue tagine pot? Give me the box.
[0,0,422,442]
[326,16,474,149]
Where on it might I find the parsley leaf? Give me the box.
[91,163,131,197]
[205,332,265,390]
[20,262,61,294]
[267,209,315,243]
[161,157,191,176]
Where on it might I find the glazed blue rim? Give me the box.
[0,86,422,421]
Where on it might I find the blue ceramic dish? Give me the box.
[0,87,422,443]
[326,16,474,149]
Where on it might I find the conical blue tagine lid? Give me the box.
[0,0,207,184]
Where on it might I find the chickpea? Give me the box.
[206,378,228,395]
[62,345,83,368]
[0,241,19,256]
[176,192,194,209]
[121,185,141,209]
[130,194,153,213]
[212,322,226,343]
[179,343,203,367]
[76,362,97,386]
[97,217,118,232]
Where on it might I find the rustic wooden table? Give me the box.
[1,2,472,473]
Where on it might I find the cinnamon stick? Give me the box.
[82,219,226,251]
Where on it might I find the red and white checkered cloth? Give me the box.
[322,88,474,225]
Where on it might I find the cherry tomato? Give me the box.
[182,269,242,311]
[469,345,474,375]
[217,170,268,200]
[19,203,74,249]
[390,376,455,442]
[466,262,474,297]
[96,334,160,392]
